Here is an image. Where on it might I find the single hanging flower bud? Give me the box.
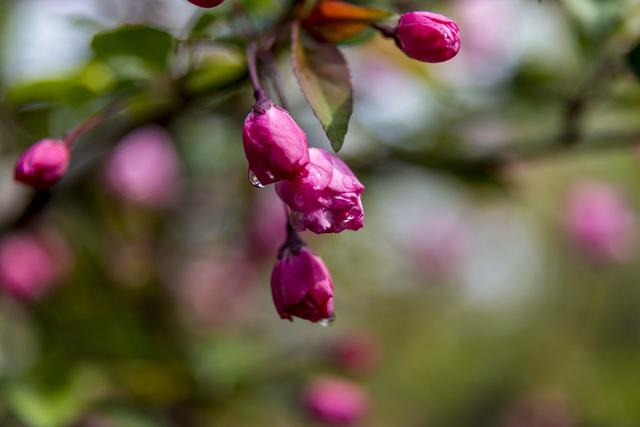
[187,0,224,8]
[243,102,310,186]
[14,139,71,189]
[271,246,334,323]
[395,11,460,63]
[302,377,369,425]
[276,148,364,234]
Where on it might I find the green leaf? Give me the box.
[292,22,353,152]
[181,46,246,94]
[91,25,174,71]
[189,13,219,38]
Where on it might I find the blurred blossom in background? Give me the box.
[1,0,640,426]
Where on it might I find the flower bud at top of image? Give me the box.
[0,229,72,302]
[395,11,461,63]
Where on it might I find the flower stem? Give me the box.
[278,220,306,258]
[246,42,268,104]
[372,23,396,39]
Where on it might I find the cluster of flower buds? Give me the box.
[242,92,364,323]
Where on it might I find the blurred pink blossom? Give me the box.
[302,377,369,425]
[246,188,287,259]
[333,331,382,376]
[0,229,72,301]
[177,252,257,328]
[104,126,181,209]
[408,215,468,280]
[502,391,574,427]
[565,181,636,262]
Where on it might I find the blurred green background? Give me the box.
[2,0,640,426]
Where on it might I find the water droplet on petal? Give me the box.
[248,170,264,188]
[319,315,335,327]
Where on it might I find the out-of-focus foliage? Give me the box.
[2,0,640,426]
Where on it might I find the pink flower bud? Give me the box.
[14,139,70,189]
[271,247,334,323]
[302,377,369,425]
[187,0,224,7]
[275,148,364,234]
[395,11,461,63]
[104,127,181,209]
[0,230,71,301]
[565,181,636,263]
[242,102,310,186]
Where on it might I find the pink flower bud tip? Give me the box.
[396,11,461,63]
[271,247,334,323]
[187,0,224,7]
[14,139,71,189]
[243,102,310,186]
[303,377,369,425]
[0,230,71,301]
[104,127,181,209]
[276,148,365,234]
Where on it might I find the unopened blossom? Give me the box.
[187,0,224,7]
[303,377,369,425]
[14,139,71,189]
[104,127,181,209]
[565,181,636,262]
[276,148,364,234]
[0,230,71,301]
[243,102,310,186]
[271,247,334,323]
[333,332,382,376]
[395,11,461,63]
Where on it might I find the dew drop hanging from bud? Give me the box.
[319,315,335,328]
[248,169,265,188]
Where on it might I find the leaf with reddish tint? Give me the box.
[302,0,391,43]
[306,21,371,44]
[308,0,391,22]
[292,22,353,152]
